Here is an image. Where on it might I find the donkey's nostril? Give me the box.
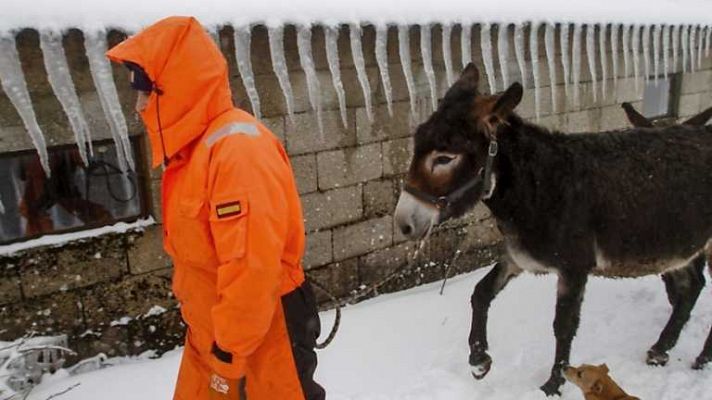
[400,223,413,236]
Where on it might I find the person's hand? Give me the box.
[209,373,245,399]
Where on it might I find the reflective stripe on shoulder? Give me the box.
[205,122,260,148]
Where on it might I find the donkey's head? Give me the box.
[394,63,522,240]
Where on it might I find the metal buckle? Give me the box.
[488,141,499,157]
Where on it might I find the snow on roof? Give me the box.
[1,0,711,32]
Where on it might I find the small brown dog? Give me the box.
[564,364,640,400]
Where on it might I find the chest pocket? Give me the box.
[208,191,249,264]
[169,197,219,266]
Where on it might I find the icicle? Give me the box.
[233,26,261,119]
[642,25,651,83]
[324,26,348,127]
[622,25,631,77]
[209,26,220,47]
[375,25,394,116]
[84,30,134,171]
[632,25,641,91]
[268,26,295,122]
[39,29,91,166]
[653,25,661,84]
[572,24,582,109]
[672,25,680,73]
[497,23,510,90]
[663,25,670,79]
[544,23,557,112]
[706,26,711,57]
[461,24,472,69]
[514,24,527,88]
[598,24,608,99]
[682,25,690,72]
[420,24,438,111]
[696,25,704,70]
[689,25,697,72]
[481,23,497,93]
[0,34,50,176]
[585,25,598,102]
[297,25,324,135]
[697,27,707,69]
[350,23,374,122]
[611,24,619,85]
[530,22,542,119]
[442,24,455,88]
[398,25,417,116]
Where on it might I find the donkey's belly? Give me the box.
[592,244,708,278]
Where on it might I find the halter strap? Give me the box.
[404,141,498,211]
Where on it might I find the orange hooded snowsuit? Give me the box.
[106,16,324,400]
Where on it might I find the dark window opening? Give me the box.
[0,138,147,245]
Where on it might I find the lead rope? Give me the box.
[308,220,468,349]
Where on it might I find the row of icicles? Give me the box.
[1,22,711,177]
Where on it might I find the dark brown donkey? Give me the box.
[393,64,712,396]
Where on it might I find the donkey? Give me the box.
[393,64,712,395]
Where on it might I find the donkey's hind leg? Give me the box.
[693,252,712,370]
[693,325,712,370]
[647,255,706,366]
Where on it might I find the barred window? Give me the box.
[0,138,147,244]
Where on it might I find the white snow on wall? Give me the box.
[1,0,712,31]
[0,217,155,256]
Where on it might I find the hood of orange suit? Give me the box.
[106,16,233,167]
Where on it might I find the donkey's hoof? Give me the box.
[540,378,563,397]
[692,356,710,370]
[646,349,670,366]
[469,352,492,380]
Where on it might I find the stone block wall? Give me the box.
[1,23,711,360]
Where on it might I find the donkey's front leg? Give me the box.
[693,324,712,370]
[540,271,588,396]
[469,262,521,379]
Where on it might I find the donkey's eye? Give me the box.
[577,371,583,378]
[433,155,454,166]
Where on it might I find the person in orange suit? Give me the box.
[106,16,325,400]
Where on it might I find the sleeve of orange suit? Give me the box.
[206,134,289,379]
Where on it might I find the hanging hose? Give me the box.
[85,159,137,203]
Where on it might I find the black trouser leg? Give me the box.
[282,281,326,400]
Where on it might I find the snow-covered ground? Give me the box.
[24,266,712,400]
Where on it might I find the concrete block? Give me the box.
[332,216,393,261]
[317,143,382,190]
[301,186,363,231]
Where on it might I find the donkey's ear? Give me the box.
[458,62,480,87]
[492,82,523,118]
[683,106,712,126]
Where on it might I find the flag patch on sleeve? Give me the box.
[215,201,242,219]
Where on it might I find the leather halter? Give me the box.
[404,141,498,212]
